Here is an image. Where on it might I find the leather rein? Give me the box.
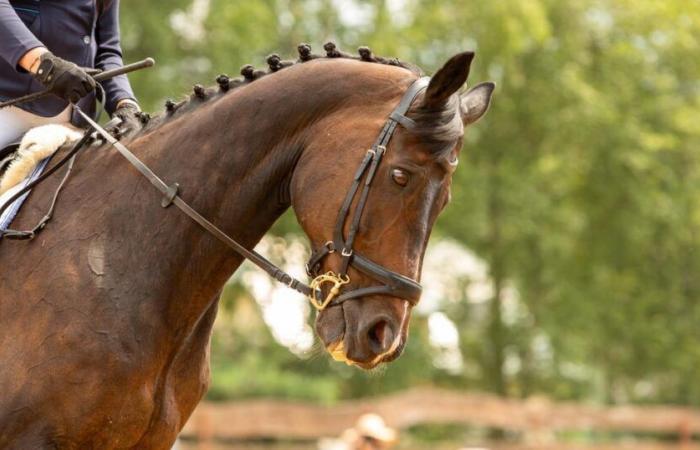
[1,74,430,311]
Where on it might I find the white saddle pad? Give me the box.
[0,124,81,232]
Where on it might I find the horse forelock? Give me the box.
[407,95,464,160]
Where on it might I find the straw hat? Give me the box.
[354,414,397,443]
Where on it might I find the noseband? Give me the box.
[305,77,430,310]
[5,75,430,313]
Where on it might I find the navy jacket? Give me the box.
[0,0,135,121]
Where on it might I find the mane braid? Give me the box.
[132,43,423,138]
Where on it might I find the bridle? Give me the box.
[2,72,430,312]
[305,77,430,309]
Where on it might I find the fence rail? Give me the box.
[181,387,700,446]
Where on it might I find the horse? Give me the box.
[0,44,493,448]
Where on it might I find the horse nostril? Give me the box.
[367,319,395,356]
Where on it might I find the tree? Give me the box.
[118,0,700,406]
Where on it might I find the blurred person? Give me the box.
[0,0,140,151]
[319,413,397,450]
[352,414,397,450]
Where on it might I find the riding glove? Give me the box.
[32,52,96,103]
[105,100,142,139]
[115,100,141,125]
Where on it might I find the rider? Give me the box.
[0,0,140,150]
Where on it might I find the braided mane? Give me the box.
[131,43,423,137]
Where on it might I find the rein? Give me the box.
[1,70,430,311]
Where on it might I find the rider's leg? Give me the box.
[0,107,34,150]
[0,106,73,150]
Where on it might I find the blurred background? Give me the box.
[120,0,700,448]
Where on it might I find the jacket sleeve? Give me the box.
[0,0,44,70]
[95,0,136,114]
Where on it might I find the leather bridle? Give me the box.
[2,74,431,312]
[305,77,430,309]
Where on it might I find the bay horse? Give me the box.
[0,44,493,448]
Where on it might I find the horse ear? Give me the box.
[422,52,475,110]
[460,82,495,126]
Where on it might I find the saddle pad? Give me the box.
[0,156,51,232]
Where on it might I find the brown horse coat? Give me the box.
[0,52,493,448]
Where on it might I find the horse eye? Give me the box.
[391,168,410,186]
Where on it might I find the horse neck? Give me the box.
[119,60,410,317]
[123,97,299,311]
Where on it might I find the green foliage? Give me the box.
[120,0,700,406]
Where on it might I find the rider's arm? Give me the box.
[95,0,137,115]
[0,0,45,71]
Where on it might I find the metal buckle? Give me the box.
[341,248,353,257]
[308,271,350,311]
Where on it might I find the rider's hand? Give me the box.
[114,100,140,126]
[32,52,96,103]
[105,99,142,139]
[114,99,141,132]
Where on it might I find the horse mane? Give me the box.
[130,42,462,161]
[132,42,424,137]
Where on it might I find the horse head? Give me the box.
[291,52,494,369]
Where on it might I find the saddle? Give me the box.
[0,118,128,239]
[0,125,84,196]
